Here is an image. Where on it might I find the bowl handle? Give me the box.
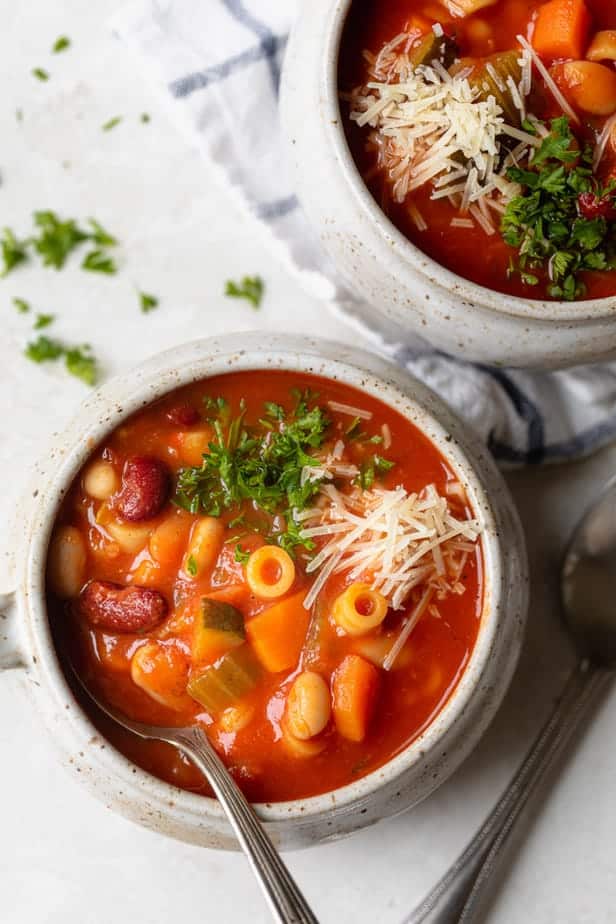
[0,591,27,671]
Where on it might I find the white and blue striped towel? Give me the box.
[115,0,616,465]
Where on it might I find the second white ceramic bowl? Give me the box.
[281,0,616,369]
[0,333,528,849]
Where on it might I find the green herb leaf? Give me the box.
[102,116,122,132]
[64,345,97,384]
[52,36,71,53]
[32,68,49,82]
[34,312,55,329]
[25,335,63,363]
[186,554,198,576]
[140,113,151,123]
[16,108,23,122]
[81,249,117,274]
[234,544,251,565]
[12,296,30,313]
[32,210,88,269]
[87,219,117,247]
[139,291,158,313]
[1,229,28,276]
[224,275,264,309]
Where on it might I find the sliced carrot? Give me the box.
[245,591,309,673]
[532,0,592,63]
[331,654,379,743]
[552,60,616,116]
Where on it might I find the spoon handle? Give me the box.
[174,726,319,924]
[405,659,609,924]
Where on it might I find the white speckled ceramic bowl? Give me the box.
[280,0,616,369]
[0,333,527,850]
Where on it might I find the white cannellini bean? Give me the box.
[82,460,120,501]
[106,519,152,553]
[286,671,331,740]
[182,516,224,577]
[47,525,87,598]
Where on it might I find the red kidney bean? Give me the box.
[165,404,200,427]
[578,192,616,221]
[77,580,167,632]
[114,456,170,521]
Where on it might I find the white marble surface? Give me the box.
[1,3,616,922]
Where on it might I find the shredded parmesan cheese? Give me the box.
[327,400,372,420]
[516,35,579,126]
[299,483,481,626]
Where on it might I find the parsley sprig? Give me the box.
[25,335,98,385]
[0,212,118,276]
[502,117,616,300]
[225,275,264,308]
[175,396,331,554]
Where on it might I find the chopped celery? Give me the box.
[187,645,260,716]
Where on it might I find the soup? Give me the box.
[47,371,483,803]
[340,0,616,301]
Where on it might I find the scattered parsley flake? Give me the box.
[32,210,88,269]
[140,113,151,123]
[12,297,30,314]
[186,554,198,577]
[81,249,117,274]
[34,313,55,329]
[139,291,158,312]
[32,68,49,82]
[87,219,117,247]
[102,116,123,132]
[224,275,264,309]
[25,335,63,363]
[64,345,97,385]
[1,229,28,276]
[16,108,23,122]
[52,36,71,53]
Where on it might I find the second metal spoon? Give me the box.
[405,474,616,923]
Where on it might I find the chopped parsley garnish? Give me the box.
[25,336,98,385]
[139,291,158,312]
[16,108,23,122]
[234,544,251,565]
[204,395,228,415]
[52,36,71,53]
[34,312,55,329]
[225,275,264,308]
[502,117,616,300]
[81,249,117,274]
[140,113,151,123]
[175,397,330,553]
[12,296,30,314]
[1,229,28,276]
[87,219,117,247]
[355,454,395,490]
[32,68,49,81]
[186,554,198,576]
[102,116,123,132]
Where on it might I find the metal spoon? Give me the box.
[71,670,319,924]
[406,474,616,924]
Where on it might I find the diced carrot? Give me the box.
[331,654,379,743]
[532,0,592,63]
[552,60,616,116]
[245,591,310,673]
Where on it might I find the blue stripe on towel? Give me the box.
[169,34,287,98]
[478,367,546,463]
[255,195,299,220]
[222,0,283,92]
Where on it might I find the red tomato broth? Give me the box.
[339,0,616,300]
[48,371,483,803]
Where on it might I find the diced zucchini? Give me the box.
[187,645,260,717]
[193,598,245,663]
[468,51,523,126]
[410,32,457,70]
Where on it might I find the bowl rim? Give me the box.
[22,332,514,827]
[325,0,616,324]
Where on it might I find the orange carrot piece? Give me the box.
[552,60,616,116]
[246,591,310,673]
[332,654,379,743]
[532,0,592,63]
